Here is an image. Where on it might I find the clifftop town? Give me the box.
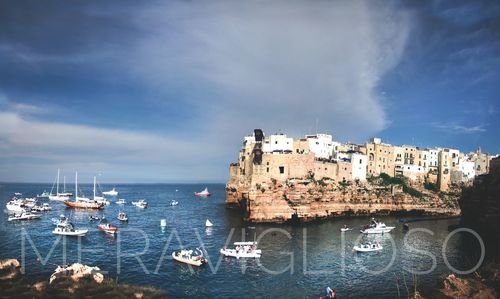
[226,129,495,223]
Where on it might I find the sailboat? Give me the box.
[205,219,213,227]
[64,172,104,209]
[49,169,70,201]
[59,176,73,197]
[93,176,109,205]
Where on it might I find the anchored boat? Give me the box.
[8,212,42,221]
[117,212,128,222]
[53,222,88,236]
[353,242,383,252]
[102,187,118,196]
[172,249,207,267]
[132,199,148,208]
[220,241,261,259]
[64,172,104,209]
[97,222,118,234]
[360,218,395,234]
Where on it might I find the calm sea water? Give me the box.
[0,183,485,298]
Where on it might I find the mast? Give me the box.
[56,168,60,195]
[63,176,66,193]
[75,171,78,199]
[93,176,96,200]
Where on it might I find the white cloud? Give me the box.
[431,122,487,134]
[126,0,411,141]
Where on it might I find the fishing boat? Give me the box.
[194,187,211,197]
[353,242,383,252]
[52,222,88,236]
[170,200,179,206]
[8,211,42,221]
[97,222,118,234]
[117,212,128,222]
[64,172,104,209]
[132,199,148,208]
[49,169,71,201]
[92,176,110,205]
[36,191,50,198]
[220,241,261,259]
[205,219,213,227]
[102,187,118,196]
[172,249,207,267]
[360,218,395,234]
[116,199,126,205]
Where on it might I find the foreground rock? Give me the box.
[49,263,104,284]
[0,259,167,298]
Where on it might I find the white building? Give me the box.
[349,152,367,181]
[306,134,333,159]
[402,164,426,181]
[427,148,440,170]
[262,134,293,153]
[460,160,475,180]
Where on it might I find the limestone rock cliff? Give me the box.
[226,176,459,223]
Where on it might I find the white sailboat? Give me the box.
[49,169,70,201]
[205,219,213,227]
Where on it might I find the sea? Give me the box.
[0,183,485,298]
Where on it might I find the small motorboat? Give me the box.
[117,212,128,222]
[53,222,88,237]
[8,212,42,221]
[194,187,211,197]
[360,218,395,234]
[353,242,383,252]
[97,223,118,234]
[116,199,126,205]
[132,199,148,208]
[220,241,261,259]
[205,219,213,227]
[102,188,118,196]
[172,249,207,267]
[5,199,27,213]
[14,192,22,196]
[88,215,101,221]
[170,200,179,206]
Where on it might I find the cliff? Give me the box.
[226,175,460,223]
[459,156,500,235]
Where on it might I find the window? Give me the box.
[266,167,269,173]
[359,159,362,164]
[279,166,285,174]
[267,162,269,165]
[275,141,278,144]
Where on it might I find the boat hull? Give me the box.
[220,248,261,258]
[64,200,104,209]
[49,195,69,201]
[360,227,395,234]
[53,229,88,236]
[354,245,383,252]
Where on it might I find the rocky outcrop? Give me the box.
[437,274,497,298]
[0,258,21,281]
[49,263,104,284]
[226,177,460,223]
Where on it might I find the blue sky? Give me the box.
[0,0,499,183]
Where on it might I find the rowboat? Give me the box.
[172,250,207,267]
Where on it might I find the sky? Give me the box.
[0,0,499,183]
